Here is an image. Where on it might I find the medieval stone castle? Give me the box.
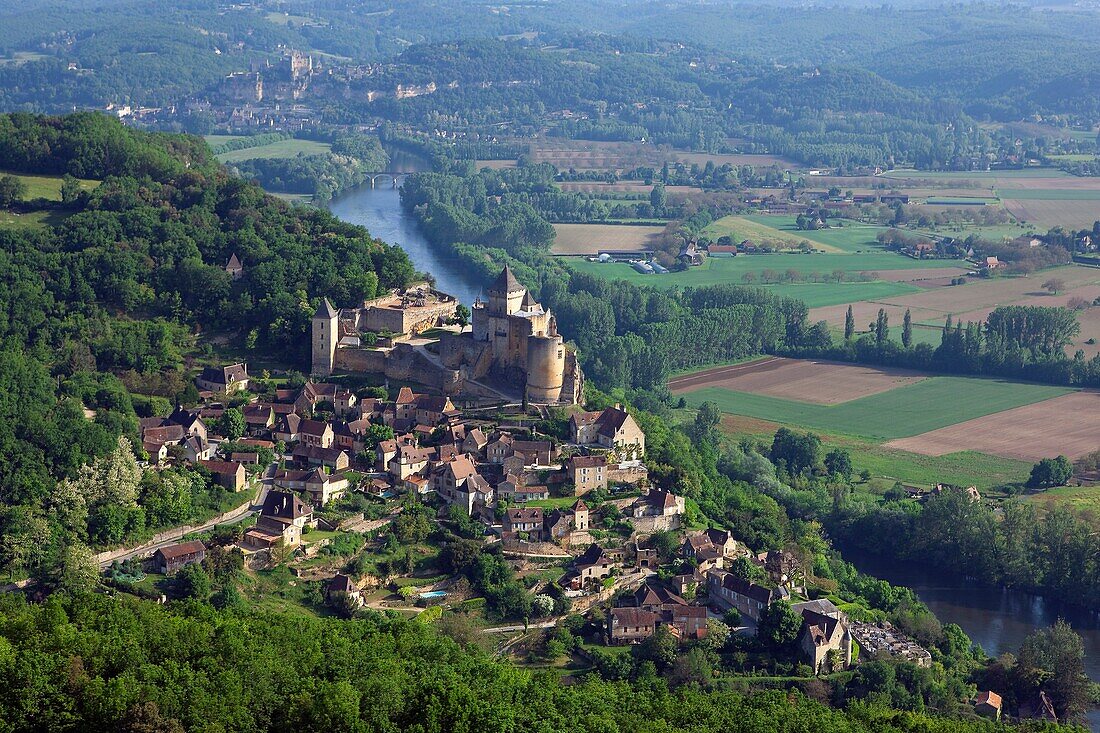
[311,267,582,405]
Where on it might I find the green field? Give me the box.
[684,376,1071,440]
[760,281,920,308]
[1,170,98,201]
[567,251,961,289]
[881,168,1070,180]
[204,134,248,146]
[1025,485,1100,515]
[702,215,828,251]
[741,216,888,253]
[717,411,1030,489]
[924,197,998,205]
[997,188,1100,200]
[217,139,332,162]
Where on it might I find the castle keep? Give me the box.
[311,267,582,404]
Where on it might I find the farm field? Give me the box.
[703,215,842,252]
[1000,197,1100,229]
[880,168,1072,181]
[568,249,964,285]
[679,373,1070,441]
[551,223,666,254]
[668,357,928,404]
[475,159,517,170]
[740,215,889,253]
[717,414,1031,490]
[558,181,701,195]
[1,170,98,201]
[886,390,1100,462]
[217,139,332,162]
[809,265,1100,358]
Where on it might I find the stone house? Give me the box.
[299,419,334,448]
[706,569,775,622]
[198,459,246,492]
[153,540,206,574]
[568,454,607,494]
[326,573,364,608]
[570,405,645,460]
[243,490,314,549]
[196,363,249,394]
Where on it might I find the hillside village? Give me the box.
[131,317,932,678]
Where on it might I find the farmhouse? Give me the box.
[570,405,646,459]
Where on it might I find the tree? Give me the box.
[701,618,731,652]
[60,174,83,205]
[636,625,678,670]
[729,556,765,583]
[874,308,889,346]
[770,427,822,476]
[0,174,27,207]
[1027,455,1073,489]
[649,183,667,214]
[902,308,913,348]
[453,303,470,327]
[844,305,855,340]
[59,543,100,594]
[531,594,555,617]
[824,448,853,481]
[1042,278,1066,295]
[1017,620,1089,721]
[176,563,212,600]
[217,407,246,440]
[757,600,803,653]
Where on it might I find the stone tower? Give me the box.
[311,298,338,376]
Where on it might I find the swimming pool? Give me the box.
[418,590,447,599]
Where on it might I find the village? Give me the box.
[113,267,946,687]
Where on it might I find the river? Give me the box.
[326,146,1100,728]
[327,148,483,305]
[846,549,1100,728]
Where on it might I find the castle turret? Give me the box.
[525,334,565,403]
[311,298,338,376]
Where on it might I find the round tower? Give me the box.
[525,335,565,403]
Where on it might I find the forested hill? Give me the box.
[0,112,413,364]
[0,113,412,584]
[0,592,1068,733]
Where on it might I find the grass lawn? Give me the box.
[718,414,1033,489]
[1,169,98,201]
[217,139,332,162]
[0,209,70,230]
[685,376,1071,440]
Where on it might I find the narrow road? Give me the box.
[97,462,276,568]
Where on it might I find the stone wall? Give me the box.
[334,348,388,374]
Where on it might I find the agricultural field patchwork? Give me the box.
[885,390,1100,462]
[809,265,1100,358]
[676,358,1072,441]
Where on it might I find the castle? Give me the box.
[311,267,582,404]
